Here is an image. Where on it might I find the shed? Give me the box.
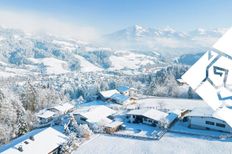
[104,121,123,133]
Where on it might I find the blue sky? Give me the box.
[0,0,231,40]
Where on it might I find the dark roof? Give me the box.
[110,93,129,102]
[117,86,129,93]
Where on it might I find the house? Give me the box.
[99,90,120,101]
[183,107,232,133]
[110,93,131,105]
[99,89,136,105]
[36,110,56,124]
[73,105,116,127]
[48,103,74,115]
[126,109,168,127]
[0,127,68,154]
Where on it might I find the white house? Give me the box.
[36,110,56,124]
[99,90,120,101]
[48,103,75,115]
[127,109,169,127]
[73,105,116,127]
[0,127,68,154]
[184,107,232,133]
[99,89,136,105]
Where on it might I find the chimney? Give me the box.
[18,145,23,152]
[29,136,35,141]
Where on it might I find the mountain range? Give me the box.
[102,25,227,56]
[0,25,227,78]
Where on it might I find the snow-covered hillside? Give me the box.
[0,27,171,77]
[0,26,226,77]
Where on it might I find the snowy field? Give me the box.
[74,133,232,154]
[109,51,155,70]
[74,54,103,72]
[28,57,69,74]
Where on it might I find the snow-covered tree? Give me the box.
[60,133,80,154]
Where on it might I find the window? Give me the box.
[205,121,214,125]
[80,117,86,121]
[216,123,226,128]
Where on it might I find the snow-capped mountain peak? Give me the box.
[102,25,228,55]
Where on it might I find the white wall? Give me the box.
[189,116,232,133]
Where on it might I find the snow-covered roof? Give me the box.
[36,110,55,119]
[49,103,74,113]
[87,117,112,126]
[0,127,67,154]
[166,112,178,124]
[99,90,120,99]
[213,106,232,127]
[105,121,123,128]
[186,107,214,117]
[186,106,232,127]
[127,109,168,122]
[176,78,185,83]
[117,86,129,93]
[110,93,129,103]
[76,105,116,124]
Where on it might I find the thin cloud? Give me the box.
[0,10,100,41]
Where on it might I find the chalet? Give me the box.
[183,107,232,133]
[0,127,67,154]
[127,109,169,127]
[36,110,56,124]
[48,103,75,115]
[110,93,131,105]
[99,89,137,105]
[73,105,116,127]
[99,90,120,101]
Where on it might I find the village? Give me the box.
[0,86,232,154]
